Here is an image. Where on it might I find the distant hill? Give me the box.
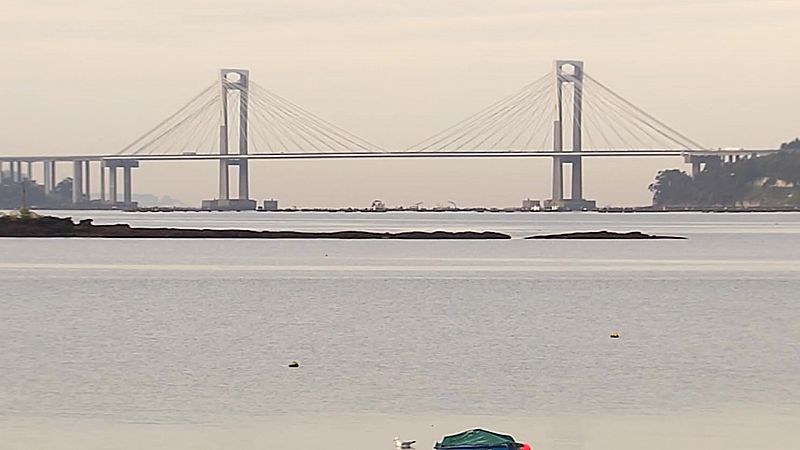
[131,193,186,207]
[649,138,800,207]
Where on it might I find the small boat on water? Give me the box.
[434,428,529,450]
[395,437,416,448]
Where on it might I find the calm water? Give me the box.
[1,212,799,450]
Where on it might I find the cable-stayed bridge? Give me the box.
[0,61,781,209]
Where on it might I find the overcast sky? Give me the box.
[1,0,798,207]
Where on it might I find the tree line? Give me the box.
[649,139,800,207]
[0,176,73,209]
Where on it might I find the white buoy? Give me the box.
[394,437,416,449]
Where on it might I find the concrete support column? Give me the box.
[551,156,563,202]
[72,161,83,204]
[100,161,106,203]
[83,160,91,202]
[238,160,249,200]
[109,167,118,204]
[214,69,251,205]
[551,119,564,202]
[238,81,249,200]
[691,161,701,178]
[218,159,229,200]
[50,161,57,191]
[123,166,132,205]
[571,158,582,200]
[43,161,51,193]
[570,62,584,202]
[0,161,4,183]
[218,74,230,200]
[549,60,592,209]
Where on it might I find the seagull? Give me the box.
[394,437,416,449]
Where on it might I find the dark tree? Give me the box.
[780,138,800,150]
[649,169,696,206]
[52,177,73,202]
[0,177,74,209]
[648,138,800,207]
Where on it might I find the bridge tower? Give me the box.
[547,60,595,210]
[203,68,256,210]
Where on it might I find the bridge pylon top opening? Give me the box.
[555,60,584,82]
[220,68,249,90]
[555,59,584,68]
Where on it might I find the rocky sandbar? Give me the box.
[525,230,685,240]
[0,216,510,240]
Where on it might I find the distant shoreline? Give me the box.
[7,205,800,215]
[99,206,800,213]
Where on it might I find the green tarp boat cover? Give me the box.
[435,428,518,449]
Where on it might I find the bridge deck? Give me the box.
[0,149,781,162]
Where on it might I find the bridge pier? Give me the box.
[100,160,106,202]
[43,161,51,193]
[123,166,132,205]
[546,60,595,210]
[685,154,723,178]
[204,68,256,211]
[551,155,563,202]
[692,161,702,178]
[570,157,583,200]
[109,165,117,204]
[84,160,91,202]
[49,161,56,191]
[72,161,85,204]
[218,160,229,200]
[104,159,138,208]
[9,161,18,183]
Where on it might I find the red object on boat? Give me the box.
[520,443,532,450]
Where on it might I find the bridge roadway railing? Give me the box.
[0,148,782,162]
[96,148,781,161]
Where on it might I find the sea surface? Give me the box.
[1,211,799,450]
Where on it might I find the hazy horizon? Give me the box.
[1,0,798,207]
